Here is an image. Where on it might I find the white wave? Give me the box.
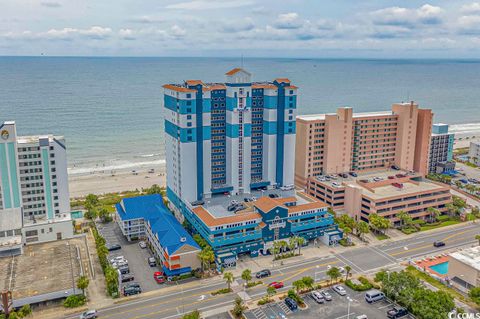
[449,123,480,135]
[136,153,162,158]
[68,159,166,176]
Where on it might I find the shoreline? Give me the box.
[68,163,166,198]
[67,133,480,199]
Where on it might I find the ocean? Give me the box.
[1,57,479,176]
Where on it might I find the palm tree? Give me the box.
[266,286,276,299]
[296,236,305,255]
[223,272,234,291]
[426,207,440,223]
[357,221,370,241]
[302,276,314,290]
[232,297,246,318]
[241,269,252,287]
[344,265,352,281]
[396,211,409,228]
[288,237,296,253]
[343,226,352,243]
[272,241,281,260]
[326,267,341,286]
[292,279,305,293]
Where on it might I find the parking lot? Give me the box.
[96,221,163,294]
[245,286,415,319]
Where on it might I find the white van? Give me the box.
[365,289,385,303]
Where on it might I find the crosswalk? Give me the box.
[251,307,267,319]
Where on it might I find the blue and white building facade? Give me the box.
[0,121,73,256]
[429,123,455,174]
[163,69,342,265]
[164,68,296,204]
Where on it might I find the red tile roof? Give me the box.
[185,80,204,86]
[275,78,291,84]
[162,84,196,93]
[225,68,243,76]
[192,206,261,227]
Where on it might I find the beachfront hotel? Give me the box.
[294,103,453,224]
[428,124,455,174]
[0,121,73,256]
[163,69,341,266]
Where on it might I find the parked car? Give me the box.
[387,307,408,318]
[244,197,252,202]
[311,291,325,303]
[191,200,205,206]
[123,286,141,296]
[332,285,347,296]
[348,172,358,177]
[388,175,395,179]
[79,310,97,319]
[154,271,165,284]
[433,241,446,247]
[395,174,406,178]
[256,269,271,278]
[284,297,298,311]
[268,281,284,289]
[391,165,400,170]
[355,315,368,319]
[373,177,383,182]
[227,203,237,211]
[319,290,332,301]
[268,194,276,198]
[148,257,156,267]
[339,173,349,178]
[110,256,126,264]
[121,273,135,283]
[118,266,130,275]
[139,241,147,249]
[459,179,469,184]
[365,289,385,303]
[106,244,121,251]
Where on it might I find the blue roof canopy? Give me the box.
[116,194,200,255]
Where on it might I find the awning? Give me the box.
[162,265,192,277]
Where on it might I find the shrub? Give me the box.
[211,288,232,295]
[287,289,303,304]
[246,281,262,288]
[63,294,86,308]
[18,304,32,317]
[345,277,373,291]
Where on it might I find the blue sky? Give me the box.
[1,0,480,57]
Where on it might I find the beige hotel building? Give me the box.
[295,102,452,224]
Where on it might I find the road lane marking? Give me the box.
[367,246,398,263]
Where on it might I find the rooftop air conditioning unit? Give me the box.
[180,237,186,243]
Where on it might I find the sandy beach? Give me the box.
[67,132,480,199]
[69,164,166,198]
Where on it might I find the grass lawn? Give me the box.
[375,233,390,240]
[405,266,477,308]
[420,220,462,231]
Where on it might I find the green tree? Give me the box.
[198,246,215,273]
[76,276,90,296]
[98,208,112,223]
[292,279,305,293]
[18,304,32,317]
[469,287,480,305]
[302,276,314,290]
[266,286,276,298]
[476,235,480,246]
[396,211,412,228]
[85,194,99,209]
[344,265,352,281]
[241,269,252,286]
[326,267,341,285]
[471,206,480,217]
[343,226,352,242]
[296,236,305,255]
[232,297,247,318]
[193,234,209,249]
[182,310,200,319]
[357,221,370,241]
[223,272,234,291]
[369,213,391,235]
[426,207,440,223]
[145,184,165,195]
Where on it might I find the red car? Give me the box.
[154,271,165,284]
[268,281,284,289]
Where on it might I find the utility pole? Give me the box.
[1,291,13,316]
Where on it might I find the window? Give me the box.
[25,230,38,237]
[187,101,192,106]
[186,94,191,98]
[187,122,192,127]
[187,115,192,120]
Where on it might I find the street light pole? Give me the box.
[347,296,353,319]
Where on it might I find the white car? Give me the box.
[79,310,97,319]
[139,241,147,249]
[338,266,345,274]
[373,177,383,182]
[332,285,347,296]
[110,256,126,264]
[320,290,332,301]
[310,291,325,304]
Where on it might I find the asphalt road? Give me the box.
[67,222,480,319]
